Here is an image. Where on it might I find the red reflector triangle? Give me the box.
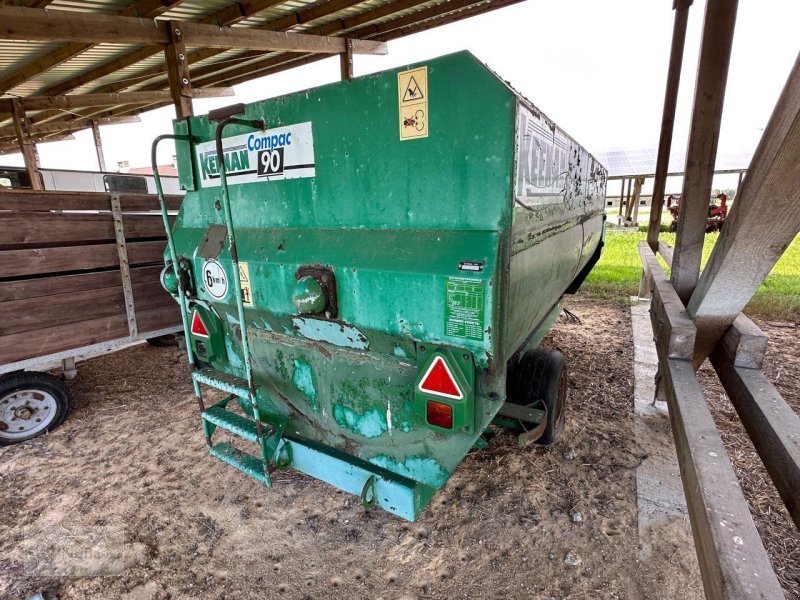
[190,310,209,337]
[418,356,463,400]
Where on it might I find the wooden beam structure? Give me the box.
[164,21,193,119]
[10,99,42,190]
[0,7,387,55]
[686,51,800,362]
[647,0,693,251]
[670,0,738,304]
[0,133,74,155]
[638,241,789,599]
[0,88,233,113]
[340,39,354,81]
[0,0,184,94]
[91,120,106,172]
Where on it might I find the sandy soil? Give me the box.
[1,297,704,600]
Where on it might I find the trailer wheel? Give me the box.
[0,372,74,445]
[507,348,567,445]
[146,334,180,348]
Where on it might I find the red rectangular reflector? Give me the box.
[426,401,453,429]
[190,310,209,337]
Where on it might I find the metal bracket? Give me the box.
[110,192,138,339]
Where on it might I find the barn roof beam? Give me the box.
[0,88,233,113]
[0,7,387,54]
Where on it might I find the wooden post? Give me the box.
[736,170,743,192]
[164,21,193,119]
[617,178,627,225]
[624,177,633,222]
[340,39,354,81]
[91,120,107,172]
[687,52,800,364]
[631,176,643,225]
[647,0,693,251]
[670,0,738,305]
[10,99,43,190]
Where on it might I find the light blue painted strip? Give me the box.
[278,438,424,521]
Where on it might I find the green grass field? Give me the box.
[582,230,800,321]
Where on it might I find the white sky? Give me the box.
[4,0,799,189]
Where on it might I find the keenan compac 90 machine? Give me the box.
[154,51,607,521]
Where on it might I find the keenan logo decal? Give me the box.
[199,147,251,180]
[195,121,315,189]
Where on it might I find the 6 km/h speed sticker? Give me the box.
[398,66,428,140]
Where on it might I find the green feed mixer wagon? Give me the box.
[154,51,607,521]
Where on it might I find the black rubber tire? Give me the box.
[506,348,567,445]
[668,221,677,233]
[146,334,180,348]
[0,371,74,445]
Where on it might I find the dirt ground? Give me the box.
[2,295,769,600]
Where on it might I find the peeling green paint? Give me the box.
[275,350,288,381]
[291,358,317,409]
[369,455,448,488]
[333,405,388,439]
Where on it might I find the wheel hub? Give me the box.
[0,388,57,440]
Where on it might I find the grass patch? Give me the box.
[582,230,800,321]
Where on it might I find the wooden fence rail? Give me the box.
[638,240,792,599]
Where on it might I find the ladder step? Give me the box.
[193,367,250,399]
[208,442,269,485]
[202,405,258,443]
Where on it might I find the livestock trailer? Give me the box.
[0,187,184,445]
[156,51,607,520]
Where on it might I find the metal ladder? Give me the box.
[152,110,287,487]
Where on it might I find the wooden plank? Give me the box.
[717,314,769,370]
[670,0,738,304]
[91,120,106,171]
[639,241,696,360]
[687,52,800,361]
[0,304,179,364]
[647,0,693,251]
[0,6,168,45]
[0,280,172,336]
[0,189,183,211]
[10,98,42,190]
[0,240,165,278]
[340,39,354,81]
[0,89,233,113]
[0,265,163,302]
[0,8,387,55]
[658,241,674,267]
[177,19,387,54]
[657,354,785,599]
[164,21,193,119]
[710,348,800,530]
[0,213,170,247]
[0,0,186,94]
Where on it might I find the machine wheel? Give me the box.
[668,221,677,233]
[146,334,180,348]
[506,348,567,445]
[0,372,74,445]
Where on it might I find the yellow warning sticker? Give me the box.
[238,262,253,307]
[398,66,428,141]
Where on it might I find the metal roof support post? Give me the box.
[165,21,194,119]
[670,0,738,305]
[10,98,43,190]
[647,0,693,251]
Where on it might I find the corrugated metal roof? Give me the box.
[0,0,520,144]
